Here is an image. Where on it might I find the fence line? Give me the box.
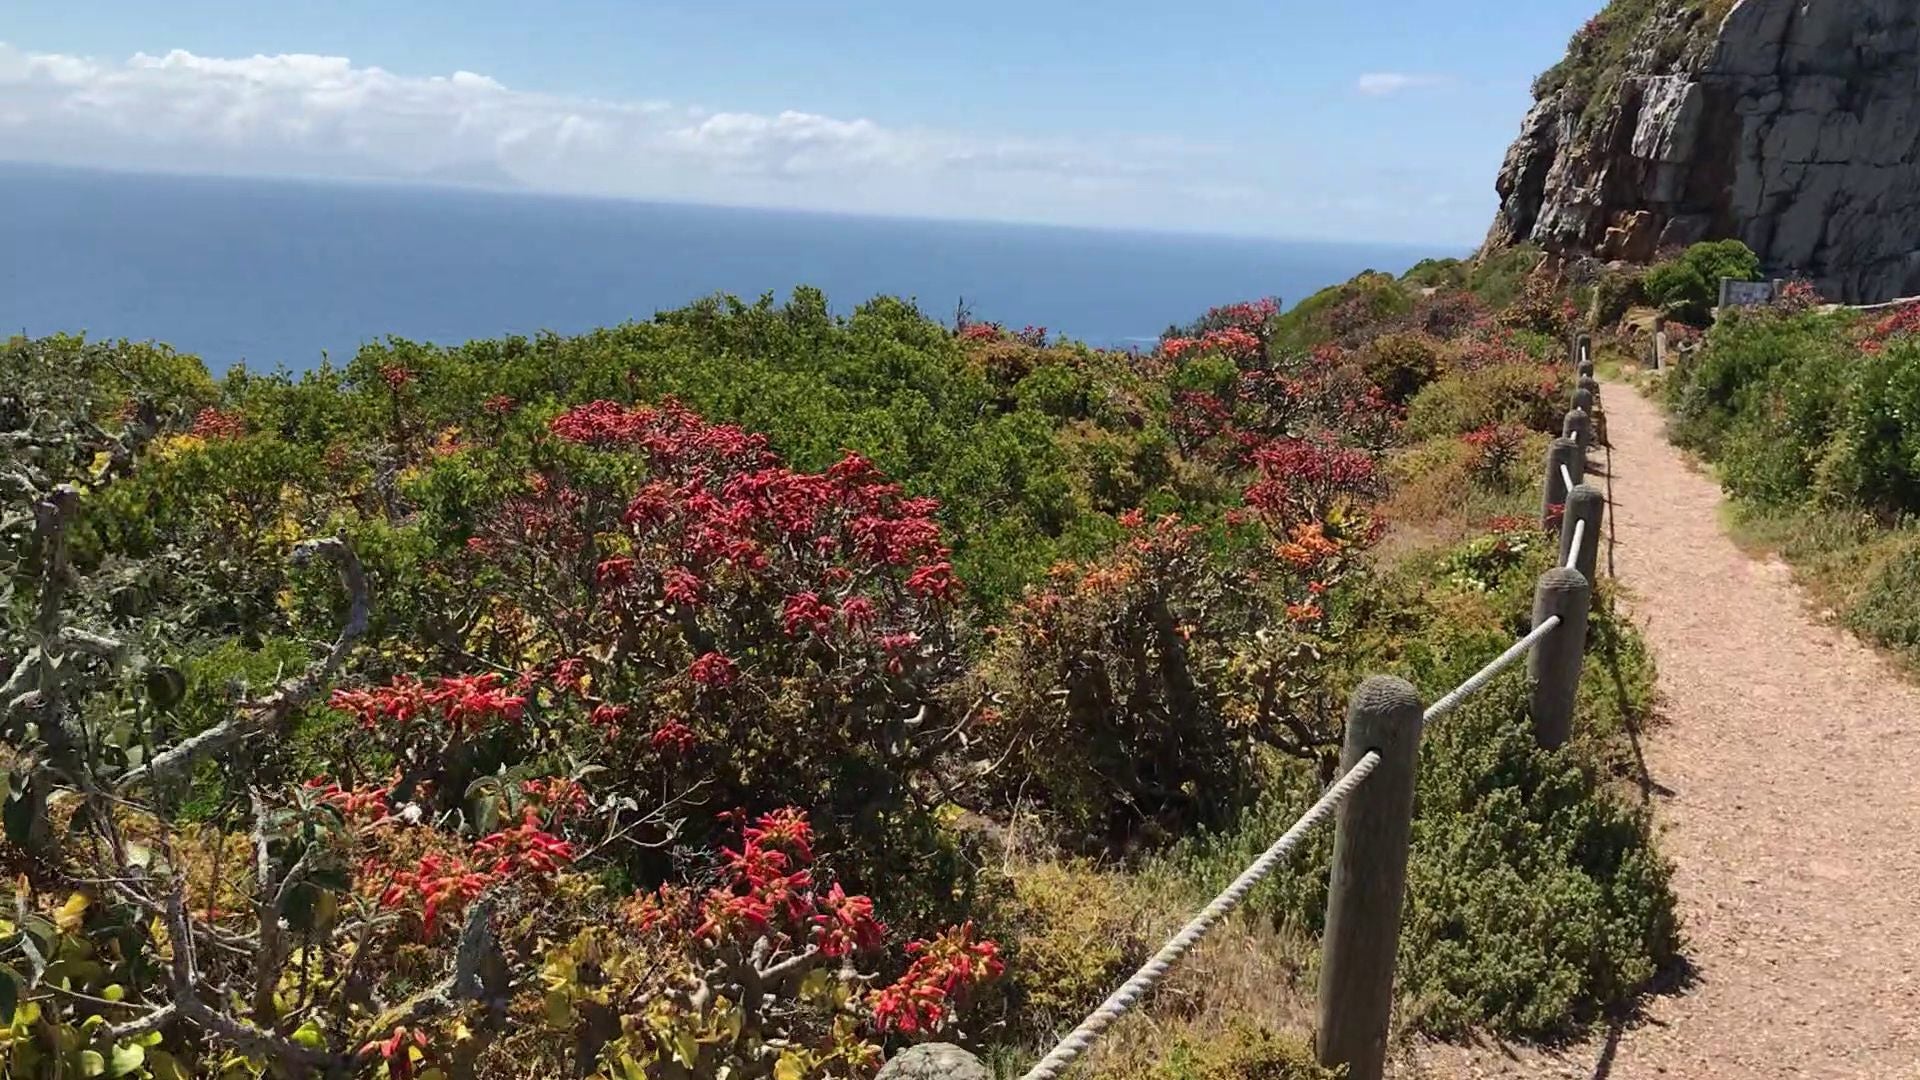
[993,340,1611,1080]
[1017,751,1384,1080]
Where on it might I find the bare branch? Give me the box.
[119,537,370,790]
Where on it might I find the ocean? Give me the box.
[1,163,1443,371]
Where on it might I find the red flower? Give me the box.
[483,393,516,416]
[379,365,416,390]
[590,702,631,728]
[743,807,815,862]
[473,810,575,879]
[813,882,886,958]
[782,591,837,637]
[688,651,738,689]
[878,632,921,674]
[661,566,705,607]
[840,595,878,632]
[595,555,635,587]
[650,718,700,756]
[870,922,1003,1034]
[904,561,959,602]
[360,1026,430,1080]
[376,853,493,935]
[521,776,589,821]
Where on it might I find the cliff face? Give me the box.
[1488,0,1920,303]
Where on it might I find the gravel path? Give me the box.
[1415,382,1920,1079]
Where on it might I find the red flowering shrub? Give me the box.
[1170,389,1234,450]
[1498,276,1577,339]
[871,923,1005,1034]
[1243,435,1382,531]
[1772,279,1822,315]
[1462,423,1527,487]
[530,809,1001,1076]
[1862,302,1920,352]
[1160,326,1263,364]
[188,406,247,440]
[972,497,1375,837]
[431,397,971,889]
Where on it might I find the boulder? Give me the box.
[874,1043,993,1080]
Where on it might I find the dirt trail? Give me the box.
[1416,383,1920,1080]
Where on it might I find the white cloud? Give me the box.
[1355,72,1450,97]
[0,40,1259,227]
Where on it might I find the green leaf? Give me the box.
[291,1022,325,1049]
[148,1049,190,1080]
[79,1049,106,1077]
[108,1042,146,1077]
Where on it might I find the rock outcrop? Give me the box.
[1487,0,1920,302]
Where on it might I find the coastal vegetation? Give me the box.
[1662,284,1920,667]
[1,255,1674,1077]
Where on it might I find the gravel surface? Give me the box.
[1413,382,1920,1079]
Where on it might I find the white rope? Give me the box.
[1565,518,1586,569]
[1018,751,1382,1080]
[1560,463,1574,493]
[1424,615,1561,724]
[1019,611,1569,1077]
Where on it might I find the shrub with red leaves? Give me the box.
[436,397,969,863]
[188,406,247,440]
[871,922,1004,1035]
[1243,434,1382,530]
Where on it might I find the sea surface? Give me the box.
[1,163,1444,371]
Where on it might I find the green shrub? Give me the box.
[1847,538,1920,653]
[1128,1023,1339,1080]
[1590,267,1646,327]
[1271,272,1415,354]
[1404,364,1569,440]
[1169,351,1241,400]
[996,863,1156,1034]
[1360,332,1444,405]
[1645,239,1761,324]
[1016,362,1091,418]
[1395,681,1676,1036]
[1464,246,1543,311]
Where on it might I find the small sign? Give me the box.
[1719,278,1780,309]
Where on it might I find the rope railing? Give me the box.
[1019,605,1569,1079]
[1001,349,1611,1080]
[1018,750,1384,1080]
[1425,614,1561,725]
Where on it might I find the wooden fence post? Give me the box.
[1559,483,1605,583]
[1542,437,1584,530]
[1572,386,1595,413]
[1575,332,1592,369]
[1527,568,1591,749]
[1317,675,1424,1080]
[1562,407,1592,449]
[1579,373,1600,398]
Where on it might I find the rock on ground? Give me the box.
[875,1043,993,1080]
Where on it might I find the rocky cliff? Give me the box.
[1487,0,1920,303]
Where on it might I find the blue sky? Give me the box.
[0,1,1601,245]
